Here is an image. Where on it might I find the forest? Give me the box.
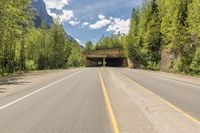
[0,0,85,76]
[1,0,200,76]
[84,34,124,51]
[88,0,200,75]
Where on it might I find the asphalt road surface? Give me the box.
[115,68,200,120]
[0,68,112,133]
[0,67,200,133]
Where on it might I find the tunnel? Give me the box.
[85,49,128,67]
[105,58,125,67]
[86,57,127,67]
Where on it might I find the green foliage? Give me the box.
[125,0,162,69]
[187,0,200,74]
[143,0,162,68]
[0,0,32,73]
[124,0,200,74]
[95,34,124,50]
[190,48,200,74]
[67,47,85,67]
[2,0,200,76]
[85,41,94,52]
[25,60,37,71]
[0,0,85,76]
[188,0,200,38]
[125,7,141,66]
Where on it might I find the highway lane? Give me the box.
[115,68,200,121]
[1,67,200,133]
[0,68,112,133]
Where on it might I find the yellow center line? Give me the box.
[98,68,120,133]
[113,69,200,126]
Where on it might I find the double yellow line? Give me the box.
[98,69,120,133]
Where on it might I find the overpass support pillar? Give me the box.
[103,57,106,67]
[127,57,133,68]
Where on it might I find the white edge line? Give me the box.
[0,69,85,110]
[150,74,200,88]
[126,69,200,89]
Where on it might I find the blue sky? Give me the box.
[44,0,142,45]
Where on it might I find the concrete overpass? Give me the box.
[84,49,130,67]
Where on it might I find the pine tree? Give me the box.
[144,0,162,70]
[49,23,66,68]
[67,47,85,67]
[159,0,191,72]
[125,7,141,67]
[85,41,94,52]
[188,0,200,73]
[0,0,32,73]
[138,0,152,46]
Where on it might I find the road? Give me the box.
[0,69,111,133]
[115,68,200,120]
[0,68,200,133]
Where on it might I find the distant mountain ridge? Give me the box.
[31,0,53,27]
[31,0,80,45]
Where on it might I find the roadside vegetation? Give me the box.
[0,0,85,76]
[1,0,200,76]
[89,0,200,75]
[126,0,200,74]
[84,34,124,52]
[95,34,124,50]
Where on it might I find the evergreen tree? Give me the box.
[124,8,141,64]
[0,0,85,75]
[95,35,123,50]
[188,0,200,73]
[49,23,67,68]
[67,47,85,67]
[85,41,94,52]
[144,0,162,70]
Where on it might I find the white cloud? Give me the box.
[87,14,130,33]
[98,14,105,20]
[90,19,111,29]
[47,9,57,18]
[107,18,130,34]
[47,9,74,23]
[60,10,74,22]
[89,14,111,29]
[69,20,80,26]
[44,0,70,10]
[82,22,89,27]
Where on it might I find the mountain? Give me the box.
[31,0,53,27]
[65,33,77,43]
[31,0,81,46]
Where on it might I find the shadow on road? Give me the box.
[0,88,6,93]
[0,76,31,86]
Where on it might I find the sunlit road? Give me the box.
[0,68,200,133]
[115,68,200,120]
[0,68,111,133]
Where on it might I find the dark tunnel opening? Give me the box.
[105,58,124,67]
[86,57,127,67]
